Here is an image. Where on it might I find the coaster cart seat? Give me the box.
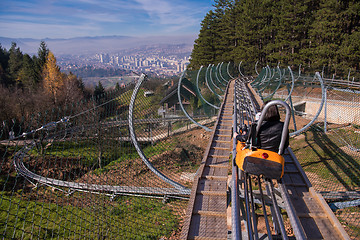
[235,100,291,180]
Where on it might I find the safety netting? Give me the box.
[0,70,216,239]
[251,65,360,239]
[1,61,359,239]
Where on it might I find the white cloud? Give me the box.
[0,0,213,38]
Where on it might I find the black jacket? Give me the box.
[257,120,289,154]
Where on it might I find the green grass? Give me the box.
[290,127,360,191]
[0,194,181,239]
[29,139,137,166]
[332,127,360,149]
[26,131,178,176]
[261,124,360,240]
[336,206,360,239]
[96,141,175,174]
[116,88,160,120]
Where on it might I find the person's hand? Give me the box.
[233,132,238,138]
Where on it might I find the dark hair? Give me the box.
[261,101,280,121]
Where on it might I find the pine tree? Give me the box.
[115,82,121,91]
[0,44,10,86]
[16,54,38,90]
[34,41,49,84]
[307,0,342,72]
[189,11,218,69]
[94,81,105,98]
[37,41,49,69]
[232,0,268,64]
[212,0,235,62]
[337,1,360,73]
[7,42,23,86]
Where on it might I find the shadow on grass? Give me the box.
[300,127,360,191]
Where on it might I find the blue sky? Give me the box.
[0,0,214,39]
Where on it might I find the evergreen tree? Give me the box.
[212,0,235,62]
[189,11,218,69]
[308,0,343,72]
[94,81,105,98]
[339,30,360,73]
[232,0,268,64]
[37,41,49,69]
[16,54,38,90]
[34,41,49,84]
[115,82,121,91]
[0,44,10,86]
[190,0,360,74]
[337,1,360,73]
[7,42,23,86]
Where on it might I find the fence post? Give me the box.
[324,86,327,133]
[287,84,297,132]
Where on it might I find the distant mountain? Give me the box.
[0,35,197,56]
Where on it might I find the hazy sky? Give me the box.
[0,0,214,39]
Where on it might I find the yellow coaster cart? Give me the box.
[235,100,291,180]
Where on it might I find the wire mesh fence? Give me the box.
[251,66,360,239]
[0,72,219,239]
[1,62,359,239]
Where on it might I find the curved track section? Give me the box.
[178,70,213,132]
[129,73,191,193]
[289,72,325,136]
[238,61,245,77]
[13,139,188,197]
[219,62,229,84]
[204,64,219,96]
[13,74,192,201]
[209,64,225,95]
[227,62,235,79]
[251,67,327,137]
[215,63,228,87]
[196,66,220,110]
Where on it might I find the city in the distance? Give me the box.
[0,35,194,82]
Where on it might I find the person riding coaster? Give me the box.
[235,100,291,180]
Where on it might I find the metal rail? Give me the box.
[129,73,190,192]
[207,64,225,96]
[209,64,225,94]
[12,73,192,202]
[216,63,228,87]
[196,66,220,110]
[230,79,350,240]
[13,141,189,198]
[178,70,213,132]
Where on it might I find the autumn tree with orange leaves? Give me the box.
[42,51,65,104]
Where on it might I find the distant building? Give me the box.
[160,78,198,115]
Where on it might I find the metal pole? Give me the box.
[244,174,254,240]
[287,84,297,133]
[267,181,288,240]
[324,86,327,133]
[232,79,242,240]
[258,176,273,240]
